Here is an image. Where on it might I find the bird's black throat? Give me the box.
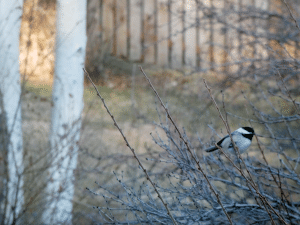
[242,133,254,140]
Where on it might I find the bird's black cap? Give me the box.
[242,127,254,134]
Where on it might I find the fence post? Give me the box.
[182,0,186,68]
[140,0,145,62]
[127,0,131,59]
[154,0,158,64]
[196,1,201,71]
[168,0,172,68]
[112,0,117,55]
[209,0,215,71]
[238,0,243,72]
[223,0,228,73]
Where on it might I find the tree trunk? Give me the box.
[0,0,24,224]
[42,0,87,223]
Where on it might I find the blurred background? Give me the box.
[7,0,300,223]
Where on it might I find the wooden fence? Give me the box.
[19,0,300,83]
[90,0,286,71]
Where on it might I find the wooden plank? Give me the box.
[168,0,172,68]
[140,0,145,62]
[182,0,186,67]
[154,0,158,64]
[209,0,214,71]
[127,0,131,59]
[130,0,142,61]
[157,0,168,66]
[99,0,103,45]
[223,0,228,73]
[238,0,243,71]
[196,1,200,70]
[112,0,117,55]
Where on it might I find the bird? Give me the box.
[205,127,255,155]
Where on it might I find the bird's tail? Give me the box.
[205,146,218,152]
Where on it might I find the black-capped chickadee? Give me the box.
[205,127,255,154]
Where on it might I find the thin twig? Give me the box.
[140,67,234,225]
[281,0,300,33]
[83,68,178,225]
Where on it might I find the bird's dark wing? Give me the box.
[205,146,219,152]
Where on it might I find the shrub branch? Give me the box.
[140,66,233,225]
[83,68,178,225]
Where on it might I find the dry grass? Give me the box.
[20,68,299,223]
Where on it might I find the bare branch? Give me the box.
[83,68,178,225]
[140,66,233,225]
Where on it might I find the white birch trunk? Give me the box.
[0,0,24,224]
[42,0,87,224]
